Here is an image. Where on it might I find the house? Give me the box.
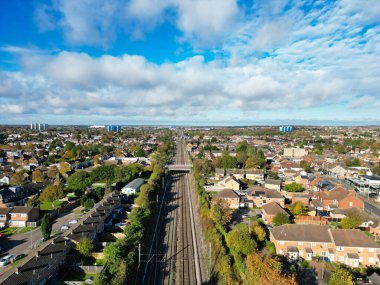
[217,176,241,191]
[264,179,282,191]
[0,207,11,228]
[316,187,364,211]
[213,189,240,209]
[262,202,290,225]
[121,178,145,196]
[2,236,72,285]
[8,206,40,227]
[330,165,350,179]
[215,168,225,179]
[283,148,307,158]
[246,187,285,208]
[0,175,10,185]
[270,224,380,267]
[245,169,265,181]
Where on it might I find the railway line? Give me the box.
[142,140,202,285]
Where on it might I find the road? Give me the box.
[0,208,81,274]
[142,140,203,285]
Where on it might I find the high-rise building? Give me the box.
[30,123,48,131]
[105,125,122,132]
[279,126,294,132]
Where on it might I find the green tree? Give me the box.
[32,169,44,183]
[226,224,257,256]
[40,214,52,240]
[67,171,92,193]
[328,266,355,285]
[220,151,237,170]
[77,237,94,259]
[300,160,312,172]
[252,224,266,242]
[341,208,363,229]
[83,198,95,210]
[283,182,303,192]
[272,213,290,227]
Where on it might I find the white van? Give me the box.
[0,255,14,267]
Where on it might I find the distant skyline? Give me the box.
[0,0,380,125]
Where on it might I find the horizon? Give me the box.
[1,1,380,124]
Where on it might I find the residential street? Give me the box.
[0,209,82,275]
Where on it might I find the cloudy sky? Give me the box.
[0,0,379,125]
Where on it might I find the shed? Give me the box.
[121,178,145,196]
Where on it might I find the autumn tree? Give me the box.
[290,201,307,216]
[32,169,44,183]
[328,266,355,285]
[10,172,25,185]
[47,165,59,180]
[40,184,65,207]
[59,162,71,174]
[245,252,297,285]
[341,208,363,229]
[283,182,303,192]
[210,199,232,228]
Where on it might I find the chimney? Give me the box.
[52,239,55,245]
[36,251,40,258]
[15,267,21,274]
[51,253,53,259]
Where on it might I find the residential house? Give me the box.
[264,179,282,191]
[213,189,240,209]
[2,236,72,285]
[330,165,350,179]
[246,187,285,208]
[316,187,364,211]
[283,148,307,158]
[245,169,265,182]
[270,224,380,267]
[262,202,290,225]
[217,176,241,191]
[0,207,11,228]
[0,175,10,185]
[8,206,40,227]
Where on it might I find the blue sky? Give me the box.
[0,0,379,125]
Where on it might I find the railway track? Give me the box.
[143,140,201,285]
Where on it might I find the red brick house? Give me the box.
[262,202,290,225]
[316,187,364,211]
[9,206,40,227]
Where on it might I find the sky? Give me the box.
[0,0,380,126]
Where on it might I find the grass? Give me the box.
[94,259,106,266]
[0,226,36,236]
[40,200,64,210]
[62,270,97,281]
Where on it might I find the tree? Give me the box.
[59,162,71,174]
[290,201,307,215]
[328,266,355,285]
[372,164,380,176]
[47,165,59,179]
[32,169,44,183]
[10,172,25,185]
[341,208,363,229]
[77,237,94,259]
[283,182,303,192]
[245,252,297,285]
[226,224,257,256]
[83,198,95,210]
[252,224,266,242]
[300,160,312,172]
[40,214,52,240]
[210,199,232,227]
[220,151,237,170]
[344,158,361,167]
[272,213,290,227]
[40,184,65,206]
[67,171,92,193]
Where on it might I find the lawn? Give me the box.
[0,227,36,236]
[40,200,63,210]
[61,270,97,281]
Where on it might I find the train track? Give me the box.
[143,140,200,285]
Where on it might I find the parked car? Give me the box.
[68,219,78,225]
[0,233,4,238]
[0,255,14,267]
[61,225,69,231]
[13,254,26,262]
[242,214,249,218]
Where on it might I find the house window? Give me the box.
[369,248,375,252]
[280,249,284,255]
[349,202,353,207]
[322,252,326,257]
[311,242,316,247]
[0,215,5,219]
[10,213,15,217]
[339,256,344,262]
[337,247,344,251]
[280,241,285,245]
[369,257,375,263]
[298,242,303,246]
[21,213,27,218]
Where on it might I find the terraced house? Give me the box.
[270,224,380,268]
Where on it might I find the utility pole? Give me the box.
[138,243,141,268]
